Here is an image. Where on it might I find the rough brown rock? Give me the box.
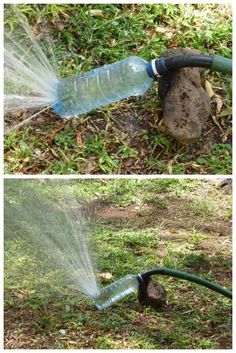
[158,48,211,143]
[138,278,167,310]
[218,179,232,194]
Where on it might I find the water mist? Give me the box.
[4,7,59,132]
[4,180,100,300]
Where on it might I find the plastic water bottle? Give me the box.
[93,274,139,310]
[53,56,153,119]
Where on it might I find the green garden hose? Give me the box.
[94,267,232,309]
[147,54,232,78]
[211,55,232,74]
[139,267,232,299]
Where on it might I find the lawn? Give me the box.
[4,4,232,174]
[4,179,232,348]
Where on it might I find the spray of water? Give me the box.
[4,6,59,132]
[4,179,100,299]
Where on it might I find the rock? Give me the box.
[218,179,232,194]
[138,278,167,310]
[158,48,211,143]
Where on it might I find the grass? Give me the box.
[4,179,232,348]
[4,4,232,174]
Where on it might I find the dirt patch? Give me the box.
[4,308,50,349]
[93,197,231,237]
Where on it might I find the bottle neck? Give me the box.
[146,60,160,80]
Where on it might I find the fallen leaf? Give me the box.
[205,80,214,98]
[213,94,223,116]
[167,36,179,48]
[98,272,113,280]
[58,329,66,335]
[47,123,65,145]
[76,131,84,147]
[65,305,70,312]
[33,148,41,156]
[148,27,173,40]
[88,9,104,17]
[13,292,24,300]
[212,115,224,133]
[219,107,232,117]
[169,228,180,234]
[222,128,231,142]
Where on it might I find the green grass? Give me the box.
[4,179,232,348]
[197,143,232,174]
[4,4,232,174]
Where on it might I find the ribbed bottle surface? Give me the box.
[93,275,139,310]
[53,56,153,119]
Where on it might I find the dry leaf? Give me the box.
[88,9,104,17]
[169,228,179,234]
[205,80,214,98]
[76,132,83,147]
[148,27,173,40]
[47,123,65,145]
[219,107,232,117]
[58,329,66,335]
[33,148,41,156]
[84,161,97,174]
[222,129,230,143]
[212,115,224,133]
[213,95,223,116]
[167,36,180,48]
[98,272,113,280]
[14,292,24,300]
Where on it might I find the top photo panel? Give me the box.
[4,4,232,175]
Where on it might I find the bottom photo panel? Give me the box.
[4,178,232,349]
